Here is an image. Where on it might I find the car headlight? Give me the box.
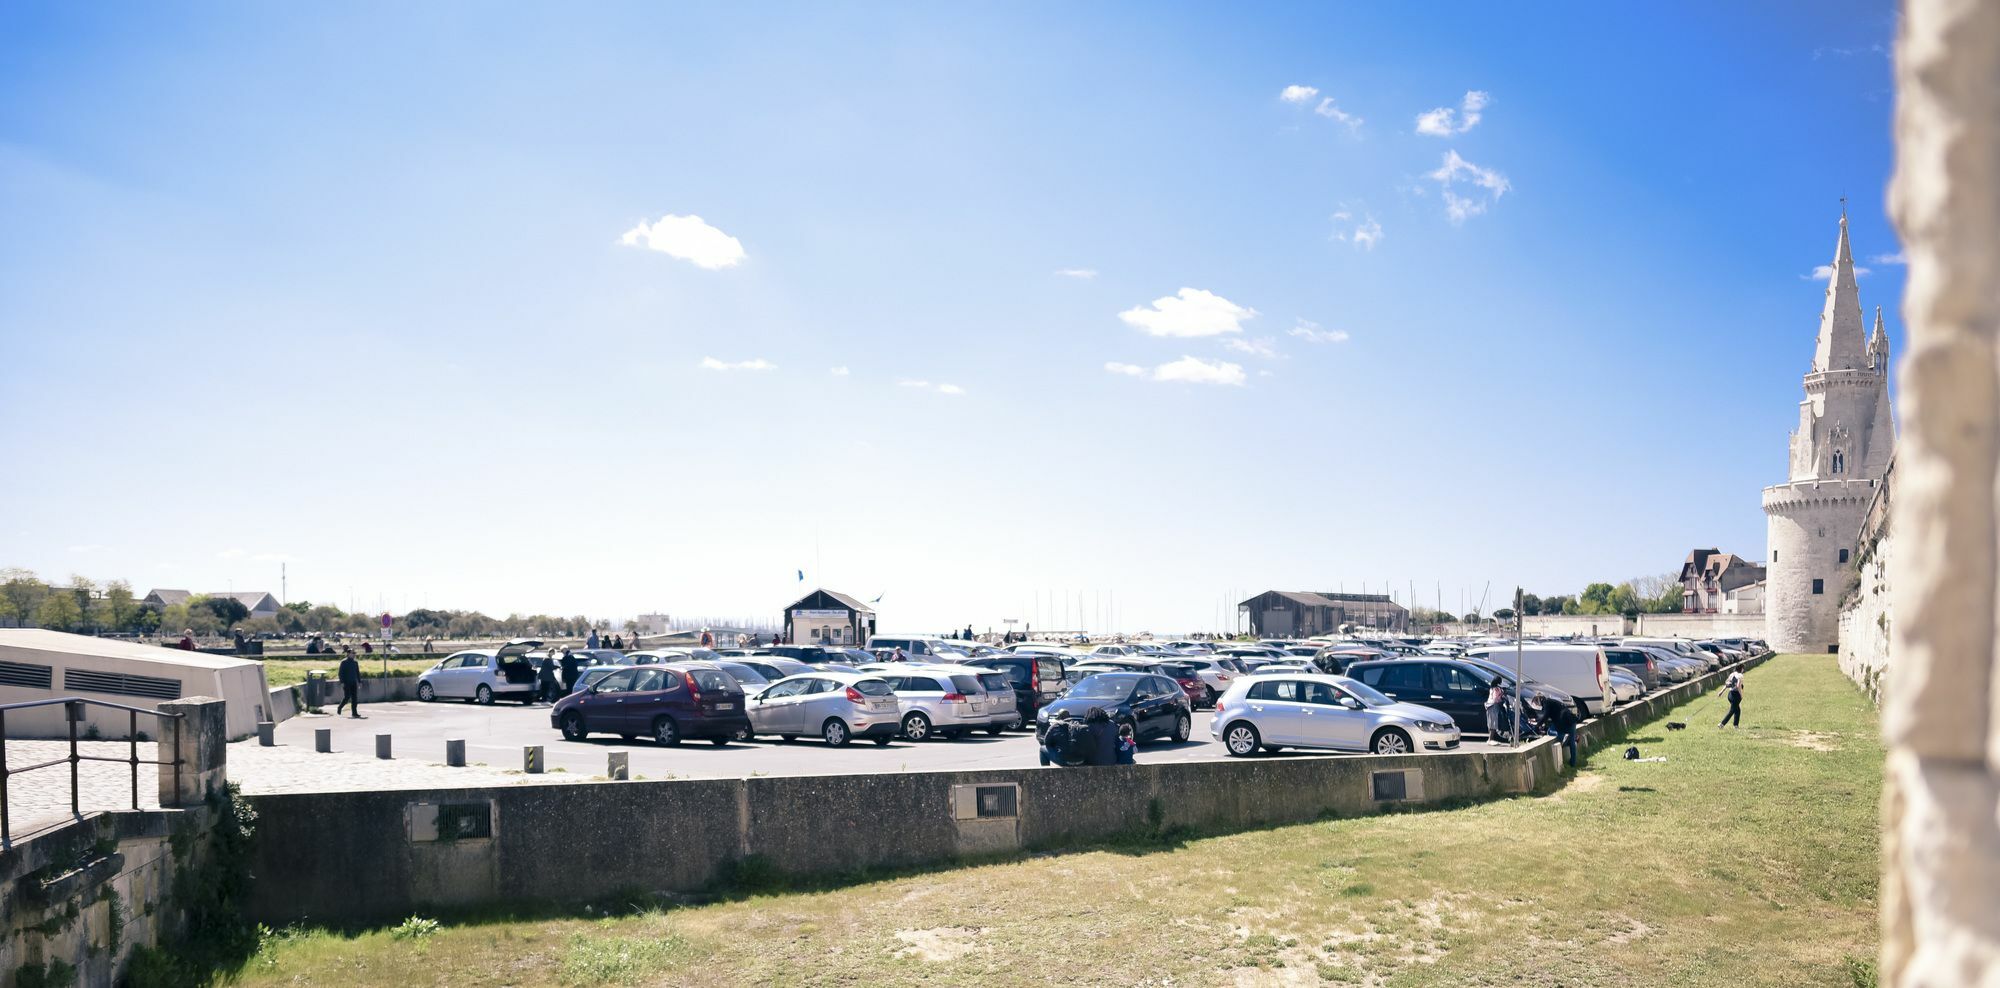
[1414,720,1454,733]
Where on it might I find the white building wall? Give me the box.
[1764,480,1874,653]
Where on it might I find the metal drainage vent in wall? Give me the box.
[1371,769,1424,802]
[950,783,1019,820]
[407,801,495,842]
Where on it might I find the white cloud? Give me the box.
[1152,356,1247,386]
[1870,251,1907,266]
[618,213,746,270]
[829,366,850,376]
[1105,357,1246,385]
[1804,264,1872,280]
[1279,84,1319,104]
[701,356,774,371]
[1814,43,1888,59]
[1314,97,1363,133]
[1221,336,1281,359]
[1427,150,1510,223]
[936,383,966,396]
[898,380,965,395]
[1415,90,1491,136]
[1332,209,1383,250]
[1055,268,1099,279]
[1289,319,1351,344]
[1118,288,1257,338]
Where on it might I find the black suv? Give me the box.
[965,652,1070,729]
[1343,658,1575,737]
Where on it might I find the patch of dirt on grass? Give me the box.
[1786,730,1841,752]
[890,926,985,962]
[1605,916,1654,945]
[1568,772,1608,794]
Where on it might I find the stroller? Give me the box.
[1491,695,1546,744]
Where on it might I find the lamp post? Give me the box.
[1513,588,1525,747]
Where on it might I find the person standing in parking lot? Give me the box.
[1484,679,1504,741]
[336,646,363,718]
[1084,707,1119,766]
[587,628,600,649]
[559,646,580,695]
[1719,669,1745,728]
[537,651,561,702]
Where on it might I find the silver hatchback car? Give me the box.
[746,671,901,746]
[1211,673,1461,756]
[866,663,1016,740]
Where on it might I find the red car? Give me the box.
[1172,673,1205,707]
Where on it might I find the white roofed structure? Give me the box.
[0,629,269,740]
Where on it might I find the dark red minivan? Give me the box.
[551,662,751,746]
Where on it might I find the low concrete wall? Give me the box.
[266,676,421,723]
[1632,613,1769,638]
[242,656,1763,925]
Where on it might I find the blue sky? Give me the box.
[0,2,1901,633]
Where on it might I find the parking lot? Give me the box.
[263,699,1503,783]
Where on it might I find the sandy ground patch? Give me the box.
[890,926,984,962]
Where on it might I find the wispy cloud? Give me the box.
[618,213,747,270]
[1813,43,1888,59]
[1054,268,1099,279]
[1869,251,1906,266]
[898,380,966,396]
[829,366,850,376]
[1279,84,1319,104]
[1332,208,1383,250]
[1118,288,1257,338]
[701,356,774,371]
[1803,264,1872,281]
[1106,357,1245,386]
[1221,337,1281,359]
[1415,90,1491,137]
[1290,319,1351,344]
[1313,97,1363,134]
[1427,150,1511,223]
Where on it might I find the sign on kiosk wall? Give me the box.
[791,609,848,621]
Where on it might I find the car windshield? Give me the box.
[1065,676,1134,700]
[851,679,893,696]
[1341,680,1396,707]
[716,663,769,684]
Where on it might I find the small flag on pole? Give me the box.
[797,569,805,581]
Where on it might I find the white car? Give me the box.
[417,638,542,704]
[1210,673,1461,756]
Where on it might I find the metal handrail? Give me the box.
[0,696,186,847]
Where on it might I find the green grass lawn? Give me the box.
[221,655,1881,987]
[260,658,435,687]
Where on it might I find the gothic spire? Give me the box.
[1869,305,1891,372]
[1813,213,1868,372]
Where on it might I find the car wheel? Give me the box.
[1203,686,1218,708]
[653,716,681,746]
[1575,701,1590,722]
[417,682,435,702]
[733,725,753,742]
[1172,711,1191,743]
[1372,728,1413,755]
[1223,721,1260,757]
[559,711,586,741]
[475,684,493,705]
[901,712,932,742]
[822,719,850,747]
[1008,714,1025,730]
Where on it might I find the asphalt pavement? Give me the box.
[264,699,1493,782]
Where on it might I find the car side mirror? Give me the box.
[1339,697,1362,710]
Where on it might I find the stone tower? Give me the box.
[1761,213,1895,653]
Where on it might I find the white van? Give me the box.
[1465,644,1613,716]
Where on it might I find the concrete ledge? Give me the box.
[242,654,1765,924]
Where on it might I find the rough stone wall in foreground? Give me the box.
[1881,0,2000,983]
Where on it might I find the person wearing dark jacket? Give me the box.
[1541,696,1579,767]
[559,647,580,695]
[1084,707,1119,766]
[537,653,561,703]
[336,647,363,718]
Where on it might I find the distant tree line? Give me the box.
[0,566,617,639]
[1513,573,1682,619]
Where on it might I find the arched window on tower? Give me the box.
[1832,450,1846,475]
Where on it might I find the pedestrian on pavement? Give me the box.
[559,646,580,695]
[587,628,600,649]
[1719,669,1745,728]
[361,640,372,655]
[1484,678,1505,741]
[1540,695,1579,767]
[1084,707,1119,766]
[537,651,561,703]
[233,629,249,655]
[336,646,363,718]
[1114,722,1137,765]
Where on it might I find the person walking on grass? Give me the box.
[1719,668,1745,729]
[336,646,363,718]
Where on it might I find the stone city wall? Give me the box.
[1836,471,1893,703]
[242,657,1761,925]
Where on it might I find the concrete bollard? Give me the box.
[257,721,275,746]
[314,728,331,753]
[523,744,544,774]
[607,751,629,780]
[376,734,392,759]
[444,738,466,767]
